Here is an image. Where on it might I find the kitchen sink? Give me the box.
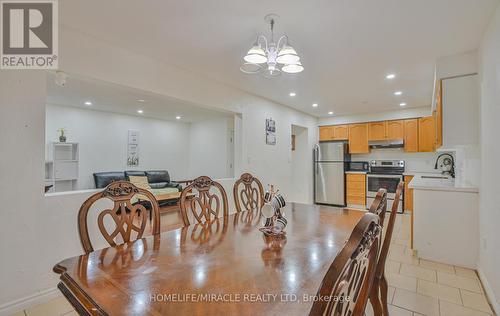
[421,175,450,179]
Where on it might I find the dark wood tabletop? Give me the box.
[53,203,364,316]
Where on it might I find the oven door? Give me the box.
[366,174,404,213]
[366,196,403,213]
[366,174,402,199]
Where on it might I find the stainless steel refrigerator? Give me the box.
[314,142,350,206]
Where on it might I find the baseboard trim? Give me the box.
[477,266,500,315]
[0,287,59,316]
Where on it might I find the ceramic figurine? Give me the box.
[260,184,287,236]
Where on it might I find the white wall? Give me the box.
[478,3,500,312]
[441,75,481,187]
[436,50,478,80]
[188,117,232,179]
[46,104,191,189]
[0,26,318,314]
[352,149,438,173]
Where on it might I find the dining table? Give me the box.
[53,203,365,316]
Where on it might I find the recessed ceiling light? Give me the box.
[328,111,334,115]
[386,74,396,79]
[400,102,407,107]
[394,91,403,96]
[137,99,146,102]
[84,101,92,106]
[312,103,319,107]
[175,116,182,120]
[137,109,144,114]
[289,92,296,97]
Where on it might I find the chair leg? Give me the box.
[369,278,383,316]
[380,275,389,316]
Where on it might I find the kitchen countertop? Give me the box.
[409,173,478,193]
[345,171,367,174]
[403,171,441,176]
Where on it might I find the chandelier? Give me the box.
[240,14,304,77]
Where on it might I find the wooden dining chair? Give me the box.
[233,172,265,212]
[369,188,388,227]
[309,213,382,316]
[369,181,404,316]
[78,181,160,254]
[179,176,229,226]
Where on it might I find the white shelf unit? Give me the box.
[45,142,79,192]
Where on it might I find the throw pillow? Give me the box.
[128,176,151,190]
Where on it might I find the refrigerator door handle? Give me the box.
[313,144,320,161]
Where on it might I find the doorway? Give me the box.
[291,125,309,203]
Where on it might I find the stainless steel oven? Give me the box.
[366,160,404,213]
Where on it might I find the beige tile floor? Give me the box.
[10,213,496,316]
[366,213,496,316]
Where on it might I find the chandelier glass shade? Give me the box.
[241,15,304,76]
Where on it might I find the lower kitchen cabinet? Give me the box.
[346,173,366,206]
[404,175,414,211]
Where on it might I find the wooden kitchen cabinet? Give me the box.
[319,126,334,141]
[332,125,349,140]
[348,124,369,153]
[404,119,419,152]
[434,80,443,149]
[404,175,414,211]
[346,173,366,206]
[386,120,405,139]
[368,121,386,140]
[418,116,436,152]
[368,120,404,141]
[404,175,414,248]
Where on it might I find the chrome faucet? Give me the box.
[434,153,455,178]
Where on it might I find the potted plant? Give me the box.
[58,128,67,142]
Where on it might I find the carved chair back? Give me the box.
[233,172,265,212]
[78,181,160,254]
[309,213,381,316]
[369,188,388,227]
[179,176,229,226]
[369,182,404,316]
[376,182,403,277]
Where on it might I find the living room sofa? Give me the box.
[93,170,181,190]
[93,170,182,208]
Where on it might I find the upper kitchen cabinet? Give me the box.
[332,125,349,140]
[319,126,334,141]
[368,120,404,140]
[368,122,386,140]
[418,116,436,152]
[386,120,405,140]
[404,119,419,152]
[348,123,369,153]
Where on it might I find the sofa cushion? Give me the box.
[125,170,146,179]
[146,170,170,184]
[149,182,168,189]
[93,172,126,188]
[128,176,151,189]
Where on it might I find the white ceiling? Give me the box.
[46,73,233,123]
[60,0,498,117]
